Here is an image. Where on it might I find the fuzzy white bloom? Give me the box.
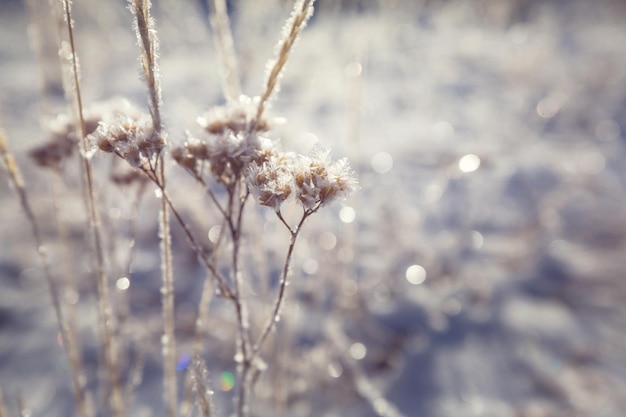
[197,95,270,135]
[293,146,358,209]
[87,113,164,167]
[247,155,294,211]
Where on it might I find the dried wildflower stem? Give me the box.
[129,0,177,414]
[131,0,162,128]
[60,2,123,416]
[0,389,8,417]
[123,342,146,412]
[180,279,214,417]
[209,0,242,101]
[143,173,233,298]
[192,356,216,417]
[15,391,28,417]
[252,207,317,357]
[180,225,225,417]
[254,0,315,124]
[0,125,92,417]
[227,183,254,417]
[326,322,408,417]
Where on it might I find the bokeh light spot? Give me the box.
[458,154,481,173]
[116,277,130,291]
[319,232,337,250]
[349,342,367,360]
[471,231,484,250]
[406,264,426,285]
[371,152,393,174]
[595,119,620,141]
[220,371,235,392]
[303,258,318,275]
[339,206,356,223]
[432,121,455,140]
[328,362,343,378]
[176,353,190,371]
[344,62,362,77]
[208,225,222,243]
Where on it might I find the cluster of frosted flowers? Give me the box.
[173,97,358,211]
[30,109,103,170]
[196,95,271,135]
[88,112,165,168]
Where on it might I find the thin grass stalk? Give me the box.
[143,172,233,298]
[226,182,255,417]
[0,394,7,417]
[129,2,176,414]
[15,392,28,417]
[209,0,241,101]
[124,340,146,411]
[254,0,316,125]
[0,388,11,417]
[59,2,124,416]
[192,357,216,417]
[326,322,408,417]
[0,125,92,417]
[180,224,225,417]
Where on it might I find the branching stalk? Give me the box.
[252,207,316,356]
[129,0,177,414]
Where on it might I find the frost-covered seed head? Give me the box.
[87,112,161,167]
[247,156,294,211]
[197,95,270,135]
[293,147,358,209]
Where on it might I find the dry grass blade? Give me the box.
[59,1,123,416]
[129,1,176,416]
[15,392,29,417]
[0,389,11,417]
[209,0,242,101]
[0,124,92,417]
[192,357,216,417]
[130,0,162,129]
[255,0,316,124]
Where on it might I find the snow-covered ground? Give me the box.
[1,1,626,416]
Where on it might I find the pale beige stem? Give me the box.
[209,0,242,101]
[60,1,124,416]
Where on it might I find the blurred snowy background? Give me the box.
[1,0,626,416]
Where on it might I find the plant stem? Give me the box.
[252,209,312,357]
[60,1,123,415]
[0,125,92,417]
[209,0,241,101]
[254,0,316,125]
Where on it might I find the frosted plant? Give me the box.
[197,95,271,135]
[88,112,165,168]
[293,146,359,210]
[6,0,364,416]
[246,156,294,212]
